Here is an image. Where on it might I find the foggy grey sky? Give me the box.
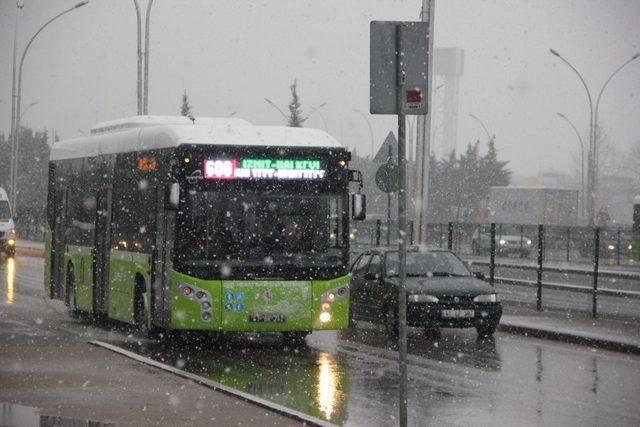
[1,0,639,178]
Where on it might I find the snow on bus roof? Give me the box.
[51,116,344,161]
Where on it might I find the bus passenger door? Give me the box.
[93,188,112,315]
[51,188,68,299]
[151,185,175,329]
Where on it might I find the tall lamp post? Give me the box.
[557,112,586,223]
[133,0,154,115]
[549,48,639,225]
[20,101,39,121]
[9,0,89,211]
[469,113,495,144]
[307,103,328,132]
[352,109,374,158]
[264,98,288,123]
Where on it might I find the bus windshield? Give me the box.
[0,201,11,220]
[175,191,346,278]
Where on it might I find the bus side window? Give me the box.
[111,153,157,253]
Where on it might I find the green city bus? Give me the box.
[45,116,365,342]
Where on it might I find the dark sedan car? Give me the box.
[349,246,502,337]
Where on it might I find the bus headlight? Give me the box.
[474,294,498,303]
[319,311,331,323]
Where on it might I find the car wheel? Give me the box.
[282,331,308,347]
[66,266,79,319]
[476,321,498,338]
[384,304,399,338]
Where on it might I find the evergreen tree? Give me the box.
[426,139,511,223]
[479,139,511,190]
[287,79,306,127]
[180,90,193,117]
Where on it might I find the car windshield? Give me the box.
[0,201,11,220]
[385,251,470,277]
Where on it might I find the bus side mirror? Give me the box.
[167,183,180,210]
[351,193,366,221]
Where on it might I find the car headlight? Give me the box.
[408,294,438,303]
[526,239,532,245]
[607,244,615,251]
[499,239,506,245]
[473,294,498,303]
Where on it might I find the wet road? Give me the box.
[2,255,640,426]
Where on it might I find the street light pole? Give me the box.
[469,114,494,144]
[264,98,288,123]
[549,48,594,225]
[133,0,143,115]
[9,1,22,214]
[20,101,39,121]
[557,112,586,223]
[10,0,89,211]
[352,109,374,158]
[592,52,640,192]
[143,0,154,114]
[307,103,328,132]
[550,48,639,225]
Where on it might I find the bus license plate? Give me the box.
[248,314,286,323]
[441,309,474,319]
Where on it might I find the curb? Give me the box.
[498,322,640,355]
[89,340,333,427]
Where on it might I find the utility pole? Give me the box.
[413,0,435,244]
[143,0,153,114]
[133,0,142,115]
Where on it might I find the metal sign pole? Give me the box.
[396,23,409,427]
[387,144,392,246]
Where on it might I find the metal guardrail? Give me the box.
[464,259,640,281]
[494,276,640,299]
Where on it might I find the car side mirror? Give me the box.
[473,271,486,280]
[351,193,366,221]
[364,272,380,281]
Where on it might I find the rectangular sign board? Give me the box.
[370,21,429,115]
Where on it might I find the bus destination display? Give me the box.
[203,158,326,180]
